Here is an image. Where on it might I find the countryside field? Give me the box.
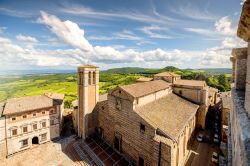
[0,73,139,108]
[0,66,231,108]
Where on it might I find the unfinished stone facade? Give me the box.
[0,93,64,157]
[77,66,217,165]
[95,81,198,166]
[228,1,250,165]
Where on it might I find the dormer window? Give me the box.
[11,117,16,121]
[116,99,122,110]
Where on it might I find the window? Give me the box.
[140,123,145,133]
[33,124,37,130]
[42,111,45,115]
[93,72,96,84]
[179,90,183,95]
[23,115,27,119]
[139,157,144,166]
[12,129,17,136]
[33,113,36,117]
[88,71,91,85]
[11,117,16,121]
[21,139,28,148]
[41,133,47,141]
[42,122,46,128]
[50,119,54,125]
[23,126,28,133]
[116,99,122,110]
[50,109,56,114]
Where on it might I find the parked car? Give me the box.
[212,152,219,163]
[213,133,219,143]
[197,133,205,142]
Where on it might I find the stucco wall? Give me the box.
[5,107,60,155]
[0,116,6,159]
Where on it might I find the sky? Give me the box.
[0,0,247,70]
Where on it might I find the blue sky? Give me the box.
[0,0,247,70]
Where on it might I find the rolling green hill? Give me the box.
[0,66,232,108]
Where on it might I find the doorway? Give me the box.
[32,136,39,144]
[114,136,121,152]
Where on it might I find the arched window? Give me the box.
[93,72,96,84]
[88,71,91,85]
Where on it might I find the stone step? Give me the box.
[73,143,92,166]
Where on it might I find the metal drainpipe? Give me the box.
[158,141,162,166]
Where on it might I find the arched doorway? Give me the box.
[32,136,39,144]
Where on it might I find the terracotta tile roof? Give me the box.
[99,93,108,102]
[3,93,64,115]
[174,79,206,87]
[119,80,171,98]
[154,72,180,77]
[136,77,153,82]
[44,92,64,101]
[135,93,199,139]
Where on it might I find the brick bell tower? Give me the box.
[77,65,99,139]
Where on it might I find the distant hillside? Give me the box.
[189,68,232,75]
[102,66,232,75]
[102,67,151,74]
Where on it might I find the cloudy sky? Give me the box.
[0,0,247,70]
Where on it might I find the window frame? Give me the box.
[21,139,28,148]
[22,126,28,134]
[42,121,46,128]
[12,128,18,136]
[33,123,38,130]
[11,117,16,121]
[41,133,47,142]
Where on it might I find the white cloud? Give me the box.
[1,12,243,70]
[140,25,173,39]
[184,16,237,38]
[0,7,32,18]
[215,16,236,36]
[171,4,217,21]
[37,11,93,52]
[60,5,178,25]
[16,34,38,43]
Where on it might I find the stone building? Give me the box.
[228,0,250,165]
[0,93,64,158]
[76,65,218,166]
[153,72,181,83]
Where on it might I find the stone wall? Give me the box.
[96,88,197,166]
[0,116,6,159]
[232,48,248,90]
[245,43,250,117]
